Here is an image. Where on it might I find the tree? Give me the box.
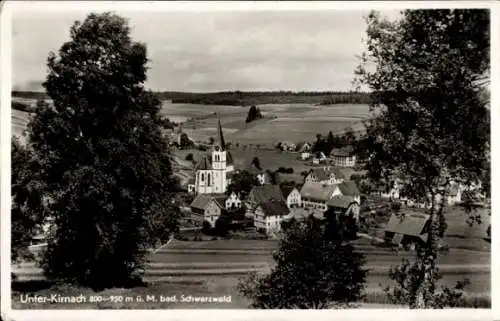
[27,12,178,289]
[179,132,192,149]
[251,157,262,171]
[226,170,259,198]
[245,105,263,123]
[238,216,366,308]
[356,9,489,308]
[11,138,46,262]
[208,136,215,145]
[185,153,194,162]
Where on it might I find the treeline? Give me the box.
[165,90,372,106]
[12,90,372,107]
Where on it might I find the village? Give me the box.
[167,117,489,249]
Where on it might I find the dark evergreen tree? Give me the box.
[27,12,179,289]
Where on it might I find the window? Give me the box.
[208,173,211,185]
[201,173,205,181]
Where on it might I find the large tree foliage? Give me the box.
[226,170,259,197]
[356,10,489,308]
[238,216,366,308]
[27,12,178,289]
[11,138,46,262]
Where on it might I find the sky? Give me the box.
[12,9,400,92]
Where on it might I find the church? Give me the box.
[192,117,235,194]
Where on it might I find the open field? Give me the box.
[12,99,370,148]
[12,238,490,309]
[165,102,371,146]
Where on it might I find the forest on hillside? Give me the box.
[12,90,372,107]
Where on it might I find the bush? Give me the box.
[277,167,294,174]
[185,153,194,161]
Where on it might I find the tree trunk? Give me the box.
[413,190,440,308]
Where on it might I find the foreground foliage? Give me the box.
[27,12,178,289]
[238,216,366,308]
[356,9,489,308]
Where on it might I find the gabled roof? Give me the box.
[258,200,290,217]
[279,185,298,198]
[338,181,360,197]
[385,212,430,237]
[249,185,284,204]
[327,195,358,208]
[195,155,212,170]
[331,146,355,157]
[190,194,213,210]
[309,167,345,181]
[190,194,225,210]
[300,182,337,202]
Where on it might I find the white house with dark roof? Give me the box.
[279,185,302,208]
[254,200,290,234]
[190,194,225,227]
[326,195,360,223]
[225,192,242,210]
[194,116,235,194]
[305,167,345,185]
[300,181,342,211]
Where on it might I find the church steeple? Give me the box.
[216,114,226,150]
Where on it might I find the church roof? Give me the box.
[195,155,212,170]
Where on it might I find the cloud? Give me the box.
[12,9,399,92]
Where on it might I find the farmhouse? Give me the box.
[296,142,311,153]
[305,167,345,185]
[279,185,302,208]
[246,185,285,218]
[254,200,290,234]
[330,146,357,167]
[300,181,342,211]
[187,177,196,193]
[384,211,430,248]
[193,117,235,194]
[326,196,360,222]
[300,151,311,160]
[190,194,225,228]
[225,192,242,210]
[325,195,361,239]
[243,162,269,185]
[312,152,328,164]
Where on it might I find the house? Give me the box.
[279,141,296,152]
[193,116,235,194]
[330,146,357,167]
[384,211,430,248]
[187,177,196,194]
[325,196,361,239]
[225,192,242,210]
[254,200,290,234]
[296,142,311,153]
[312,152,327,164]
[190,194,225,227]
[337,181,361,204]
[300,181,342,211]
[444,183,463,206]
[305,167,345,185]
[279,185,302,208]
[300,151,311,160]
[246,185,285,218]
[244,163,269,185]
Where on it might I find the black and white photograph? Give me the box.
[3,0,493,314]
